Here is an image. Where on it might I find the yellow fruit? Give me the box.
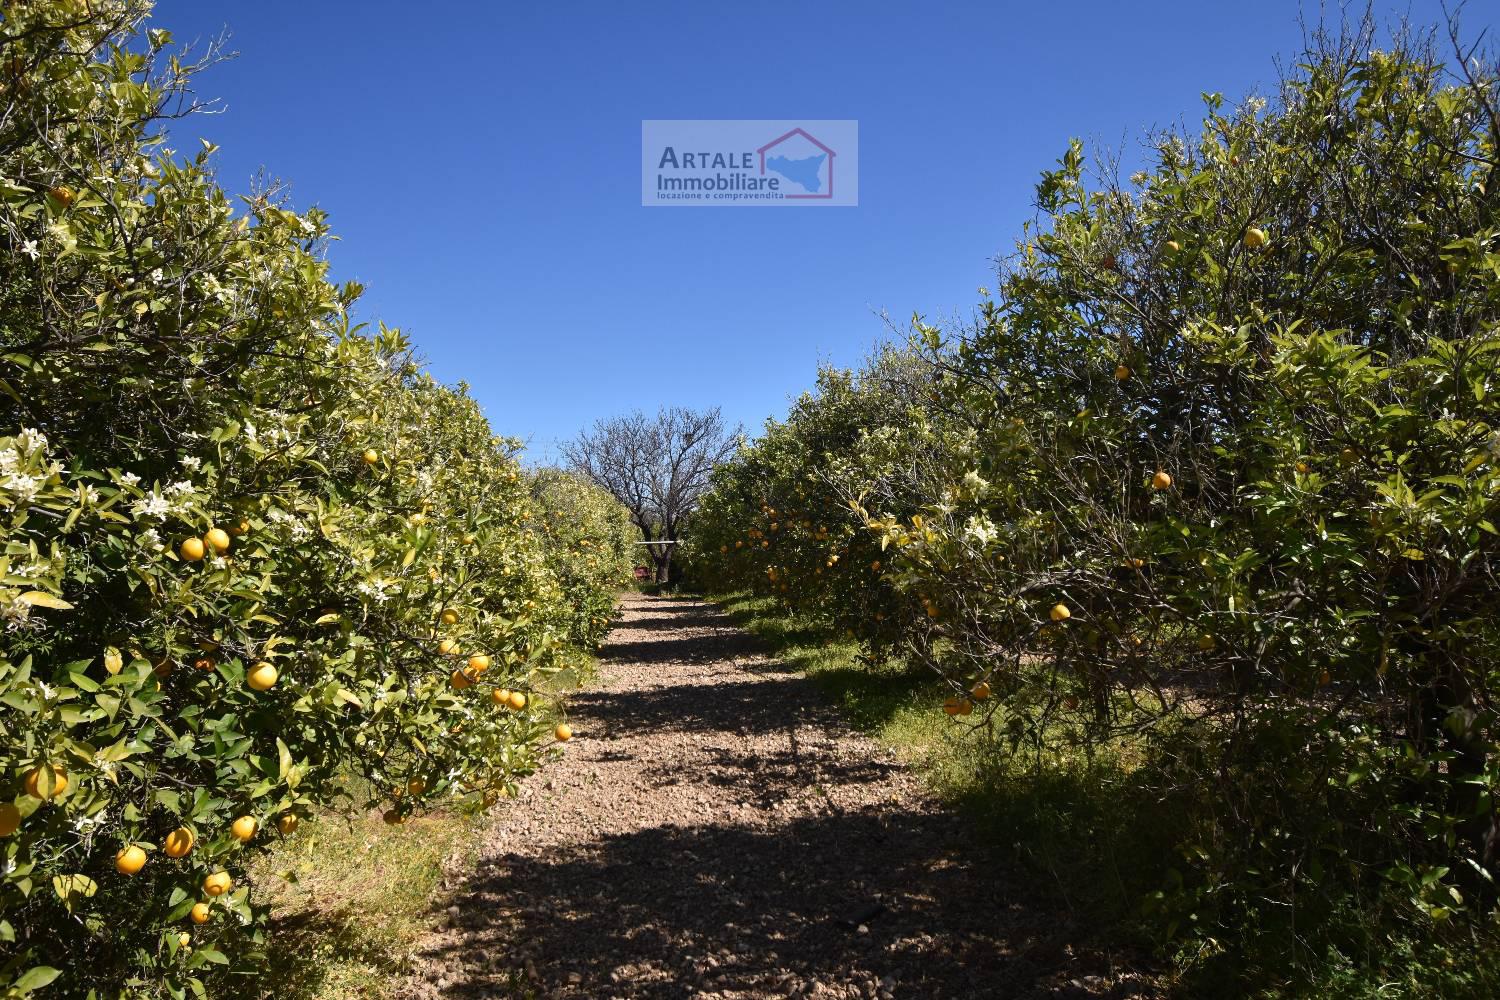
[507,691,527,711]
[491,687,511,706]
[1050,603,1071,623]
[49,185,75,207]
[22,764,68,800]
[1114,364,1131,381]
[955,699,974,716]
[970,681,991,700]
[178,932,192,948]
[1295,461,1310,474]
[1164,239,1181,253]
[202,871,233,896]
[246,661,278,691]
[204,527,231,553]
[179,537,206,561]
[1243,227,1268,248]
[467,654,491,674]
[276,813,298,835]
[407,778,426,796]
[162,827,195,858]
[438,638,458,655]
[228,519,251,537]
[1151,470,1172,491]
[942,697,962,716]
[440,609,458,625]
[0,804,20,837]
[190,902,211,924]
[230,816,257,842]
[383,808,405,826]
[555,723,572,742]
[115,844,148,875]
[450,669,474,690]
[104,647,124,674]
[362,448,380,465]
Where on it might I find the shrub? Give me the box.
[0,3,625,995]
[690,23,1500,990]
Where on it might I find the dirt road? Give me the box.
[402,594,1140,999]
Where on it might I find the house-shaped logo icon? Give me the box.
[757,128,836,199]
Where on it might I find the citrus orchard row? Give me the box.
[0,2,634,995]
[686,37,1500,986]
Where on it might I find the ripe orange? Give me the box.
[230,816,257,842]
[228,519,251,537]
[450,669,474,690]
[970,681,991,700]
[193,655,216,672]
[1164,239,1181,253]
[22,764,68,800]
[115,844,148,875]
[276,813,299,835]
[382,808,405,826]
[507,691,527,711]
[440,609,459,625]
[955,699,974,716]
[204,527,231,554]
[1114,364,1131,381]
[1150,470,1172,491]
[162,827,195,858]
[1295,461,1310,474]
[438,638,458,655]
[362,448,380,465]
[190,902,211,924]
[467,653,491,674]
[1050,603,1071,623]
[407,778,426,796]
[246,661,279,691]
[555,723,572,742]
[0,803,21,837]
[179,537,206,561]
[491,687,512,706]
[1243,227,1268,248]
[178,931,192,949]
[49,185,75,207]
[202,871,233,897]
[942,697,962,716]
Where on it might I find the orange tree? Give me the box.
[0,2,624,995]
[528,467,637,647]
[686,348,940,657]
[689,27,1500,989]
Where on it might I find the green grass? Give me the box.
[243,794,486,1000]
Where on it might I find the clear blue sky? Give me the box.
[151,1,1492,463]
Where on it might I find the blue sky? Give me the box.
[152,1,1492,463]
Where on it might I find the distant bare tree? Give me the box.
[564,407,739,583]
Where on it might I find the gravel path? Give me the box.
[402,594,1147,999]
